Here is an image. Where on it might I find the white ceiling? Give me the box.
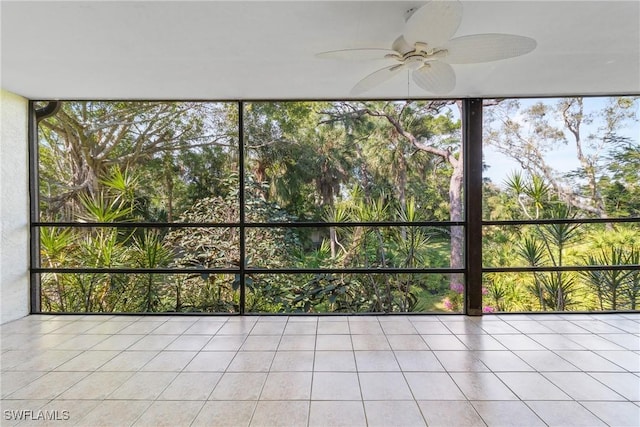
[1,0,639,100]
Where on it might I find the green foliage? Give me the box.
[38,98,639,314]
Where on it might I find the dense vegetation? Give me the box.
[36,98,640,313]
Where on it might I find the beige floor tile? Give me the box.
[317,321,350,334]
[270,351,314,371]
[450,372,518,400]
[251,322,286,335]
[0,371,45,398]
[127,334,179,351]
[472,350,534,372]
[571,320,628,334]
[421,334,467,350]
[314,351,356,371]
[149,321,195,335]
[59,371,133,400]
[565,334,627,350]
[405,372,466,400]
[348,322,383,335]
[228,351,275,372]
[283,321,317,335]
[386,334,429,350]
[309,401,366,427]
[184,320,225,335]
[525,401,607,426]
[440,321,485,335]
[250,400,309,427]
[277,335,316,350]
[490,334,546,350]
[380,321,418,335]
[18,400,101,427]
[7,371,88,400]
[600,319,640,334]
[579,401,640,427]
[191,401,256,427]
[418,400,487,427]
[434,350,490,372]
[354,351,400,371]
[53,334,108,350]
[472,401,545,426]
[528,334,587,350]
[457,334,507,350]
[589,372,640,401]
[218,321,256,335]
[600,333,640,350]
[203,335,247,351]
[0,399,53,427]
[316,334,352,350]
[394,350,445,371]
[411,322,451,335]
[513,350,580,371]
[3,314,640,427]
[311,372,361,400]
[358,372,412,400]
[1,350,37,370]
[97,350,159,371]
[165,335,211,351]
[259,371,312,400]
[140,350,197,371]
[158,372,222,400]
[91,334,145,350]
[10,349,82,371]
[209,372,267,400]
[23,334,76,350]
[84,320,133,334]
[508,320,555,334]
[74,400,152,426]
[537,320,590,334]
[53,350,120,371]
[351,335,391,351]
[107,371,177,400]
[183,351,236,372]
[554,350,625,372]
[241,336,281,351]
[595,350,640,371]
[364,400,426,427]
[477,321,520,334]
[118,321,166,335]
[496,372,571,400]
[542,372,626,400]
[132,400,204,427]
[50,322,103,335]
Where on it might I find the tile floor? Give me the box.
[1,313,639,426]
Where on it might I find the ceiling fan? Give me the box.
[317,0,537,95]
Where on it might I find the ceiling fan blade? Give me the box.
[412,61,456,94]
[403,0,463,48]
[351,64,408,96]
[441,34,537,64]
[316,48,397,61]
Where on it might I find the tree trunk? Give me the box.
[449,159,465,290]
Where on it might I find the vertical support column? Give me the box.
[238,101,246,314]
[463,98,483,316]
[28,102,41,313]
[29,101,61,313]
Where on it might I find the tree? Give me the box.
[38,101,236,219]
[484,97,639,218]
[323,101,463,286]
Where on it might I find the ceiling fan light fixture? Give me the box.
[317,0,536,95]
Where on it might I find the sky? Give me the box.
[481,96,640,187]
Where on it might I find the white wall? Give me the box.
[0,89,30,323]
